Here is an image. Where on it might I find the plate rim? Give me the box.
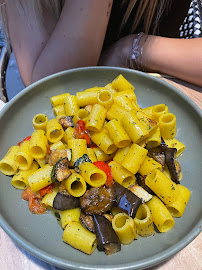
[0,66,201,270]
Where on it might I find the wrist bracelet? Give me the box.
[128,32,149,71]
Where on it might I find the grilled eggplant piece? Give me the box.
[175,160,181,180]
[58,116,74,130]
[114,182,143,218]
[80,185,115,214]
[53,190,80,210]
[80,212,95,233]
[128,184,153,202]
[93,214,121,255]
[74,154,92,169]
[148,146,166,167]
[51,157,71,182]
[165,148,180,184]
[136,173,154,194]
[46,149,72,166]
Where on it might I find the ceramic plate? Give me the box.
[0,67,201,270]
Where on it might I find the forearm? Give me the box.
[6,0,113,86]
[99,35,202,87]
[31,0,113,84]
[143,36,202,86]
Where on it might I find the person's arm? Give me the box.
[99,35,202,87]
[6,0,113,86]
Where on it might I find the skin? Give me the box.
[4,0,202,87]
[6,0,113,86]
[99,34,202,86]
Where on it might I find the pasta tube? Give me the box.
[86,148,97,163]
[62,171,87,197]
[29,130,48,159]
[166,185,191,217]
[46,119,64,143]
[35,157,46,168]
[53,105,65,116]
[113,144,131,164]
[72,109,89,125]
[104,83,117,94]
[0,145,19,175]
[79,162,107,187]
[121,111,150,143]
[76,91,98,107]
[152,104,169,121]
[60,208,81,229]
[142,106,154,117]
[67,139,87,165]
[113,89,137,103]
[112,213,138,244]
[106,103,128,121]
[134,204,154,237]
[41,184,59,208]
[32,113,48,130]
[97,89,113,109]
[122,144,148,174]
[86,104,107,132]
[111,74,135,92]
[50,93,70,107]
[56,113,66,121]
[63,222,97,255]
[62,127,75,143]
[11,161,39,189]
[138,156,162,176]
[27,164,53,192]
[108,161,136,188]
[145,169,180,204]
[136,110,157,134]
[93,147,115,162]
[64,95,79,116]
[164,138,186,157]
[146,127,161,148]
[105,119,131,148]
[113,95,135,111]
[158,113,176,140]
[147,196,175,233]
[91,128,117,155]
[16,141,34,170]
[50,141,66,151]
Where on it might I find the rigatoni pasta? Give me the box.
[0,73,190,256]
[0,145,19,175]
[32,113,48,130]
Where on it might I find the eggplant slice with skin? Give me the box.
[79,212,95,233]
[53,190,80,211]
[136,173,154,194]
[80,185,115,215]
[58,116,74,130]
[165,148,180,184]
[114,182,143,218]
[51,157,72,182]
[148,146,166,167]
[93,214,121,255]
[46,149,72,166]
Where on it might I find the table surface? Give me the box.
[0,75,201,270]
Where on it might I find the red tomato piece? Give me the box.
[39,184,53,197]
[22,187,47,214]
[74,120,91,145]
[93,161,113,186]
[17,135,31,146]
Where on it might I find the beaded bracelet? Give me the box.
[128,32,149,71]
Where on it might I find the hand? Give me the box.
[98,35,135,68]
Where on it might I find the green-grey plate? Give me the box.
[0,67,201,270]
